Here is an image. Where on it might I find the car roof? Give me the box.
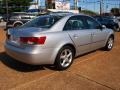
[39,13,89,18]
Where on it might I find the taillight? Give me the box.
[20,36,46,45]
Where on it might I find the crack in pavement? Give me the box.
[7,51,107,90]
[9,72,58,90]
[5,46,120,90]
[73,72,115,90]
[66,46,120,90]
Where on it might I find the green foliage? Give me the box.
[0,0,32,14]
[80,10,98,16]
[111,8,120,16]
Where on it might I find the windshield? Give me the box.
[22,15,63,28]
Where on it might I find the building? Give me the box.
[29,0,70,10]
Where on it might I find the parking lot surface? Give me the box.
[0,28,120,90]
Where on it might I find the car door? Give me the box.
[63,16,93,55]
[84,16,108,50]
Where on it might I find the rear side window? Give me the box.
[64,16,86,31]
[21,16,31,19]
[10,15,20,19]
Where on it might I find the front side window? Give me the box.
[85,16,101,29]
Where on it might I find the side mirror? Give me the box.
[101,25,106,29]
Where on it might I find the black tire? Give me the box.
[113,26,120,32]
[54,46,75,70]
[115,27,120,32]
[14,23,22,27]
[117,28,120,32]
[113,26,117,31]
[104,36,114,51]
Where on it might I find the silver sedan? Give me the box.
[5,14,114,70]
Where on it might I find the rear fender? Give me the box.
[51,41,76,64]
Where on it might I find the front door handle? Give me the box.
[92,33,96,36]
[73,34,78,38]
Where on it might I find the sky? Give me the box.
[75,0,120,13]
[33,0,120,13]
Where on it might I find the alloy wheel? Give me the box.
[60,49,73,68]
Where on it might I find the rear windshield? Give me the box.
[22,15,63,28]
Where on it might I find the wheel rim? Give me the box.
[108,38,113,49]
[60,49,73,67]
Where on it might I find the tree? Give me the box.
[0,0,32,14]
[80,10,98,16]
[111,8,120,16]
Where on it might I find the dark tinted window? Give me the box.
[21,15,36,19]
[22,15,63,28]
[10,15,20,19]
[85,16,101,29]
[102,18,114,24]
[21,16,31,19]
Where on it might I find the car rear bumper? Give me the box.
[5,42,56,65]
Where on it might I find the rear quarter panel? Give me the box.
[42,31,76,62]
[44,31,75,49]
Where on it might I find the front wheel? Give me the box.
[104,36,114,51]
[54,46,75,70]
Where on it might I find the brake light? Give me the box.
[20,36,46,45]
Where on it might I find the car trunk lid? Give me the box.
[6,27,48,48]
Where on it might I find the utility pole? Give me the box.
[94,0,95,12]
[6,0,8,22]
[119,1,120,9]
[0,0,2,8]
[100,0,104,15]
[37,0,39,14]
[119,1,120,14]
[74,0,78,10]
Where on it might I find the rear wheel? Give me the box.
[54,46,74,70]
[104,36,114,51]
